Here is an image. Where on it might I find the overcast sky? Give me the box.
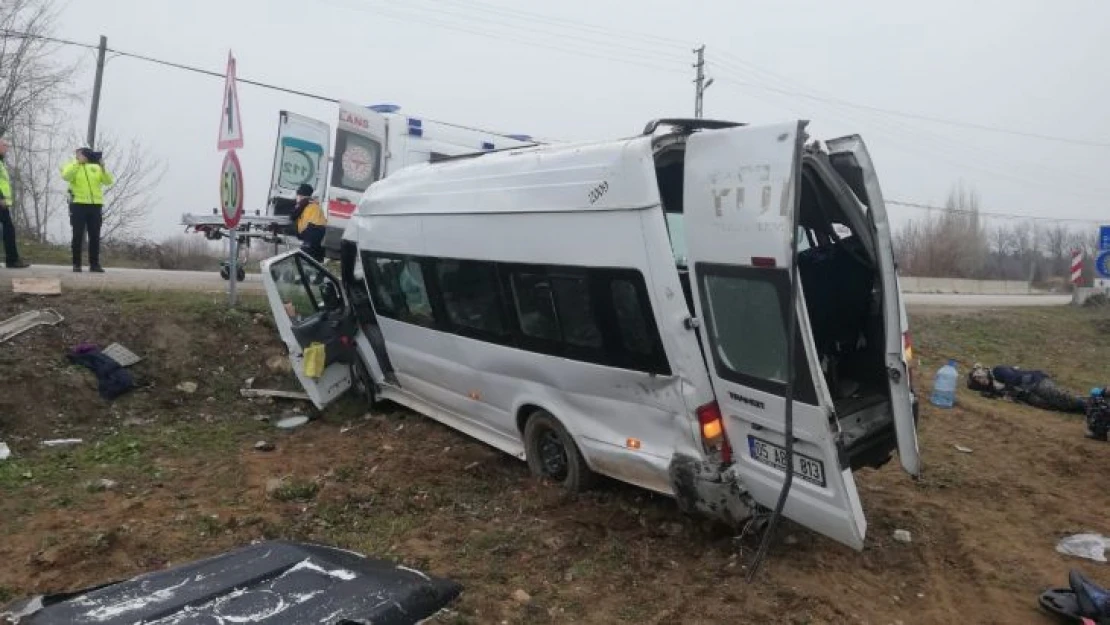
[48,0,1110,241]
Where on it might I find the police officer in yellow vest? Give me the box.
[0,139,30,268]
[61,147,114,273]
[291,183,327,262]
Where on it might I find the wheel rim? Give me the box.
[537,427,569,480]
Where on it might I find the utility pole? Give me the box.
[86,35,107,149]
[693,45,713,119]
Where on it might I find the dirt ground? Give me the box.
[1,291,1108,624]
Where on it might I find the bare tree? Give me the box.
[5,102,67,241]
[0,0,73,138]
[91,135,165,243]
[893,181,989,277]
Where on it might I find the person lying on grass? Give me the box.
[967,363,1087,414]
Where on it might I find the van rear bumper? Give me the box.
[668,454,754,526]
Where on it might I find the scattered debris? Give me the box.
[276,415,310,430]
[954,445,974,454]
[893,530,913,544]
[87,478,119,492]
[253,415,271,423]
[243,377,255,389]
[266,354,292,373]
[265,477,286,495]
[0,309,64,343]
[463,461,480,471]
[0,541,463,624]
[512,589,532,604]
[102,343,141,367]
[69,343,136,400]
[0,442,10,461]
[12,277,62,296]
[41,439,83,448]
[254,440,276,452]
[240,388,311,401]
[1056,534,1110,563]
[176,381,199,394]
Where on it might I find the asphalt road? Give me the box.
[0,264,1073,308]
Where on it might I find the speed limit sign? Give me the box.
[220,149,244,228]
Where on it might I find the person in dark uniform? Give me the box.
[290,183,326,262]
[0,139,30,268]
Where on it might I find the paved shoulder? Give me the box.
[0,264,263,293]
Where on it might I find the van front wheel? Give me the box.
[524,410,594,493]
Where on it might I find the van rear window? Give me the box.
[696,263,817,404]
[703,275,787,382]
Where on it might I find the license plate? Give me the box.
[747,436,827,487]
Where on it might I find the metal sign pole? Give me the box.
[228,231,239,308]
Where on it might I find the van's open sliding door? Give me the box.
[682,122,869,550]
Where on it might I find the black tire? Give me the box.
[219,266,230,281]
[524,410,594,492]
[236,267,246,282]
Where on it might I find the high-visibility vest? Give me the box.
[296,201,327,234]
[61,160,114,205]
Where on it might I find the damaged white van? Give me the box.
[261,118,920,550]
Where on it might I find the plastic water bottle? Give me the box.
[931,360,958,408]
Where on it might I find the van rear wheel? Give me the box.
[524,410,594,493]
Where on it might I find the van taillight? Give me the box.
[696,401,732,464]
[902,331,914,363]
[751,256,777,268]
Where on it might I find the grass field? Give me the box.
[0,292,1107,623]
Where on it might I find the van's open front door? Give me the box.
[267,112,332,219]
[261,251,357,409]
[826,135,921,477]
[682,122,869,550]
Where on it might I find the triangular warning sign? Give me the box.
[217,51,244,150]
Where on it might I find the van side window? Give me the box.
[436,259,506,335]
[366,256,435,327]
[511,273,603,349]
[611,279,652,355]
[551,275,603,348]
[511,273,561,341]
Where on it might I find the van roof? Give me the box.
[356,135,661,217]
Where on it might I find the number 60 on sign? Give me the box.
[220,150,245,229]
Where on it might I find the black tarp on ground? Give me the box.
[2,541,462,624]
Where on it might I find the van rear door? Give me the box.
[825,136,921,477]
[682,121,868,550]
[267,111,332,219]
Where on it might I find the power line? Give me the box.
[0,28,548,141]
[887,199,1106,225]
[367,0,1110,149]
[709,61,1110,148]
